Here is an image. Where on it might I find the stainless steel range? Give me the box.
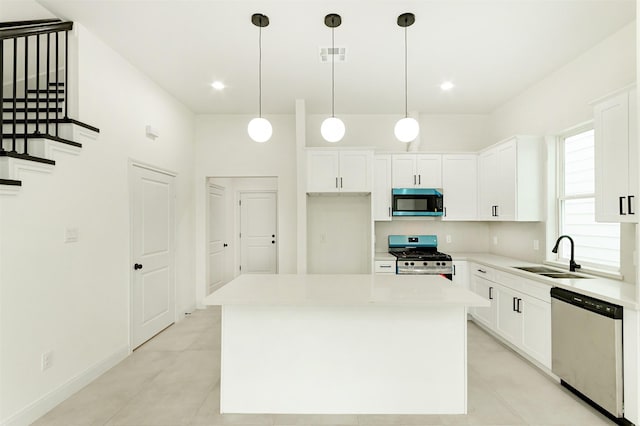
[388,235,453,278]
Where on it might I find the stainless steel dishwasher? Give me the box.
[551,287,624,422]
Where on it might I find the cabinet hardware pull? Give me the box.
[380,265,392,268]
[413,175,416,185]
[388,207,391,217]
[513,297,517,312]
[134,263,143,270]
[477,269,486,274]
[517,298,522,313]
[619,196,627,215]
[444,207,447,217]
[629,195,635,215]
[489,286,493,300]
[495,205,499,217]
[340,177,343,188]
[335,177,338,188]
[418,174,421,185]
[453,264,456,275]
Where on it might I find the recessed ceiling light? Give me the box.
[211,81,225,90]
[440,81,455,91]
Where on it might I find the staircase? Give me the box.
[1,19,99,194]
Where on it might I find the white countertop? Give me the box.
[204,274,489,307]
[450,252,638,308]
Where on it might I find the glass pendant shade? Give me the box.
[321,117,345,143]
[247,117,272,143]
[394,117,419,143]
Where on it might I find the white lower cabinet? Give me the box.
[451,261,468,289]
[469,267,497,329]
[374,260,395,275]
[470,264,551,369]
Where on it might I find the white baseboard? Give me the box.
[0,345,130,426]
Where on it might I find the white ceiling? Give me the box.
[36,0,636,115]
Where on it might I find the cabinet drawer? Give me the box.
[494,271,550,302]
[375,260,396,274]
[472,264,496,281]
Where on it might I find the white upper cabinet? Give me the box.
[477,136,543,221]
[594,87,638,223]
[442,154,477,221]
[307,150,373,193]
[391,154,442,188]
[373,155,392,221]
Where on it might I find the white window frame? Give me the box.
[553,123,621,273]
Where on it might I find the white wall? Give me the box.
[0,23,196,425]
[488,21,637,272]
[194,115,297,306]
[375,221,490,254]
[306,114,492,151]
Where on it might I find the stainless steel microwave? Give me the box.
[392,188,443,216]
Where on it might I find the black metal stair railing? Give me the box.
[1,19,74,157]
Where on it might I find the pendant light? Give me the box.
[394,13,419,143]
[321,13,345,143]
[248,13,272,143]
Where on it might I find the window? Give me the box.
[557,127,620,270]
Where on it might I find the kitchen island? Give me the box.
[203,274,488,415]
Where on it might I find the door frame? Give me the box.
[128,159,177,352]
[237,190,279,275]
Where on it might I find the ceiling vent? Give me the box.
[320,46,346,63]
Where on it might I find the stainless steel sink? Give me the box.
[513,266,562,274]
[539,272,591,279]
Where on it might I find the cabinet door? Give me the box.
[373,155,392,221]
[495,284,522,345]
[470,275,495,329]
[477,148,499,220]
[451,261,468,289]
[391,155,417,187]
[628,89,638,221]
[307,151,340,192]
[520,295,551,368]
[595,92,630,222]
[415,154,442,188]
[442,155,478,220]
[339,151,372,192]
[496,140,517,220]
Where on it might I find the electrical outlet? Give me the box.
[445,235,452,243]
[533,240,539,251]
[42,351,53,371]
[64,227,79,243]
[492,236,498,245]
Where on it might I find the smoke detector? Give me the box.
[320,46,346,63]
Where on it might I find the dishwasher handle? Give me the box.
[550,287,622,319]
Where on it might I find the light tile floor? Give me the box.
[33,307,613,426]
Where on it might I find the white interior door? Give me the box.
[131,164,175,349]
[240,192,277,274]
[208,184,226,294]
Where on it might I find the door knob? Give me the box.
[223,243,228,247]
[272,234,275,237]
[272,240,275,244]
[134,263,143,270]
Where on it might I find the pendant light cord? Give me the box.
[259,24,262,118]
[331,25,335,118]
[404,25,408,118]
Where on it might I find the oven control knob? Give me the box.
[423,262,428,266]
[436,262,440,266]
[410,262,414,266]
[404,262,409,266]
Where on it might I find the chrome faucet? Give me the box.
[551,235,581,272]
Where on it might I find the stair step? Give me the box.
[26,89,65,94]
[0,151,56,165]
[1,133,81,148]
[1,117,100,134]
[2,107,63,113]
[2,97,64,103]
[0,178,21,186]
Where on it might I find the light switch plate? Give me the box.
[533,240,539,251]
[445,235,452,243]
